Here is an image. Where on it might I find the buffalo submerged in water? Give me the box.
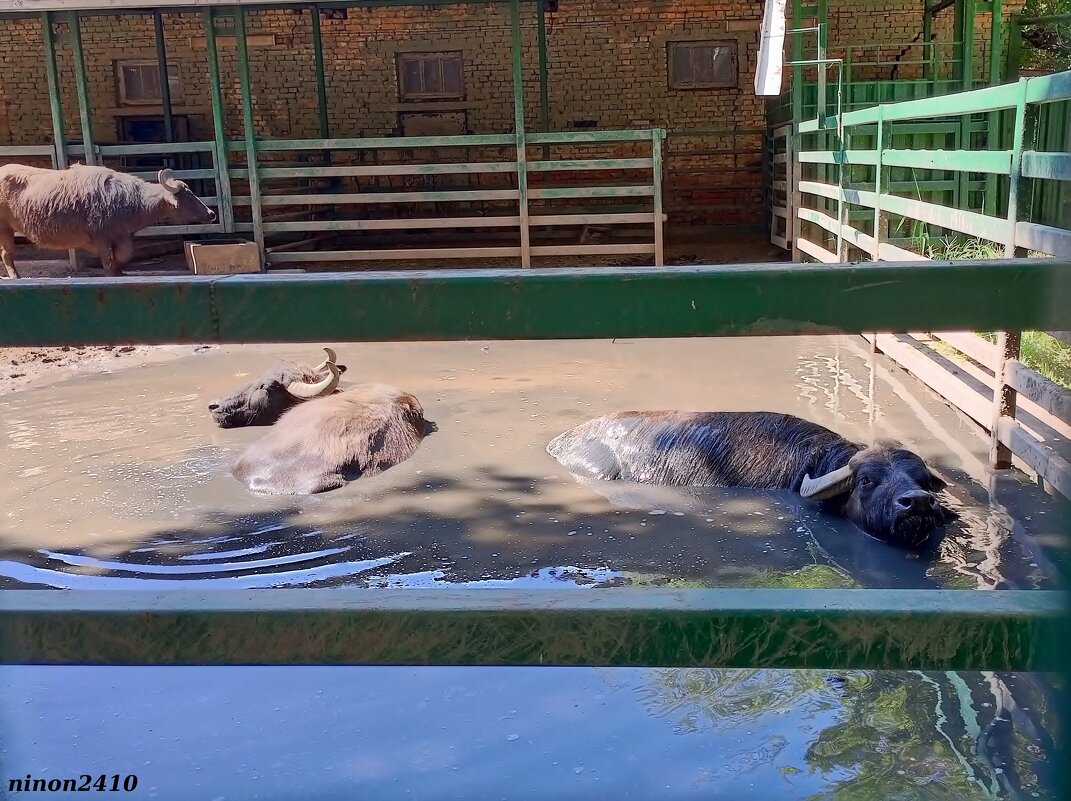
[546,411,952,548]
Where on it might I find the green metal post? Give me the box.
[204,9,235,233]
[922,5,933,81]
[789,0,804,261]
[41,12,78,271]
[652,129,664,266]
[41,13,66,170]
[511,0,531,267]
[311,5,330,140]
[235,6,266,258]
[872,107,889,258]
[67,11,95,166]
[955,0,975,90]
[989,0,1003,85]
[153,10,175,147]
[1006,15,1022,80]
[536,0,551,159]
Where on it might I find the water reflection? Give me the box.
[0,665,1061,800]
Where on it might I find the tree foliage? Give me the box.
[1019,0,1071,71]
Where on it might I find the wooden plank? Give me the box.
[529,244,656,256]
[237,190,521,206]
[252,134,516,150]
[1007,359,1071,426]
[997,417,1071,499]
[250,163,517,179]
[1015,222,1071,257]
[797,207,877,255]
[1023,70,1071,104]
[798,150,879,165]
[878,242,927,261]
[797,237,839,263]
[68,141,215,156]
[130,169,218,181]
[882,148,1013,174]
[262,216,522,234]
[526,130,656,144]
[527,158,653,172]
[869,333,992,426]
[931,331,998,368]
[528,186,654,200]
[268,247,524,263]
[528,212,654,226]
[0,145,59,156]
[798,180,880,208]
[879,194,1011,243]
[136,224,223,237]
[1021,151,1071,181]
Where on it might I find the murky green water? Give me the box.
[0,337,1066,798]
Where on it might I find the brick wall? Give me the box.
[0,0,1013,229]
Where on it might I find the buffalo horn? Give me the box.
[286,362,340,399]
[313,347,338,373]
[799,464,854,500]
[158,169,182,194]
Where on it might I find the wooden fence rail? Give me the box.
[790,70,1071,494]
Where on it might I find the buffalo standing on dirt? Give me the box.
[0,163,216,279]
[231,383,435,495]
[209,348,348,428]
[547,411,951,548]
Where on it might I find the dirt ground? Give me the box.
[0,228,785,396]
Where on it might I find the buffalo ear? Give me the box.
[925,469,947,492]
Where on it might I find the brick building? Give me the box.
[0,0,1020,238]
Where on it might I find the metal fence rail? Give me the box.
[0,260,1068,671]
[791,69,1071,494]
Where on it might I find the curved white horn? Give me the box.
[799,463,855,500]
[286,362,340,399]
[313,347,338,372]
[158,169,181,194]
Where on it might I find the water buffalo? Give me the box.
[0,163,216,278]
[208,348,348,428]
[547,411,950,548]
[231,383,435,495]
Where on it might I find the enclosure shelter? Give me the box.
[0,0,1027,268]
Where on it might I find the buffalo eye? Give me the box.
[857,477,874,489]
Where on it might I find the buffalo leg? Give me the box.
[114,238,134,272]
[96,240,121,277]
[0,226,19,279]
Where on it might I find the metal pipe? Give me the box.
[153,10,175,147]
[235,6,266,256]
[67,11,95,166]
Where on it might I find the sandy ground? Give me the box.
[0,229,785,396]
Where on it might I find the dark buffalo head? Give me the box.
[208,348,347,428]
[800,443,950,548]
[158,169,217,224]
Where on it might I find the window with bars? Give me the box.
[396,51,465,101]
[116,61,183,106]
[667,40,738,89]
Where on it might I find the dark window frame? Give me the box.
[666,40,738,90]
[395,51,465,101]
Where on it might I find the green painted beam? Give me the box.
[310,3,330,140]
[0,589,1063,671]
[234,6,265,254]
[40,12,66,169]
[0,261,1069,346]
[204,9,235,233]
[67,11,95,166]
[881,148,1013,174]
[1022,151,1071,181]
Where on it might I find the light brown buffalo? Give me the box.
[0,163,216,278]
[232,383,435,495]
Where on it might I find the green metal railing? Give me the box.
[8,5,666,269]
[790,70,1071,497]
[0,259,1068,670]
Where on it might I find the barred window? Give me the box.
[667,41,738,89]
[396,51,464,101]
